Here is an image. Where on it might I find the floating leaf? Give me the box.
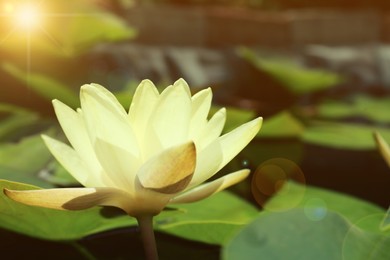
[223,182,389,260]
[0,134,55,188]
[238,47,343,95]
[223,209,390,260]
[259,111,304,138]
[265,181,384,224]
[0,113,40,142]
[2,63,79,108]
[317,95,390,124]
[303,121,390,150]
[381,207,390,231]
[156,191,259,245]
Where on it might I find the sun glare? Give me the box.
[14,4,41,30]
[3,3,14,13]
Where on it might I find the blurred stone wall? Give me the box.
[126,6,383,48]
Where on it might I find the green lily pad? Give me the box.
[156,191,259,245]
[381,207,390,231]
[223,209,390,260]
[223,182,389,260]
[265,181,385,224]
[259,111,304,138]
[0,133,56,188]
[317,95,390,124]
[0,112,40,142]
[238,47,343,95]
[2,63,79,109]
[302,121,390,150]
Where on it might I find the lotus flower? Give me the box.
[5,79,262,218]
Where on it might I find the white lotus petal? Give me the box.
[170,169,250,204]
[52,100,102,176]
[216,117,262,172]
[189,88,212,140]
[194,107,226,151]
[42,135,103,187]
[85,83,126,115]
[173,78,191,97]
[4,187,145,216]
[137,142,196,194]
[188,139,223,188]
[93,138,140,192]
[128,80,159,142]
[144,82,191,157]
[80,86,139,158]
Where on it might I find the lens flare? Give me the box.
[251,158,306,211]
[304,198,327,221]
[15,4,41,30]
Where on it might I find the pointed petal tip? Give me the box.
[374,131,390,167]
[174,78,188,85]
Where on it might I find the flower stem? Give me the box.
[137,215,159,260]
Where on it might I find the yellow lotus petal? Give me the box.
[194,107,226,151]
[216,117,262,172]
[128,80,160,142]
[41,135,96,186]
[93,138,140,191]
[143,82,192,158]
[80,85,139,158]
[189,139,223,188]
[85,83,127,115]
[137,141,196,194]
[374,132,390,168]
[4,187,155,216]
[189,87,212,138]
[173,78,191,97]
[52,99,102,178]
[4,187,109,210]
[170,169,250,204]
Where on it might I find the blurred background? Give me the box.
[1,0,390,258]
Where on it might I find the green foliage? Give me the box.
[0,104,42,141]
[156,191,259,245]
[223,182,390,260]
[238,47,343,95]
[317,95,390,124]
[302,121,390,150]
[2,63,79,109]
[259,111,304,138]
[0,133,56,188]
